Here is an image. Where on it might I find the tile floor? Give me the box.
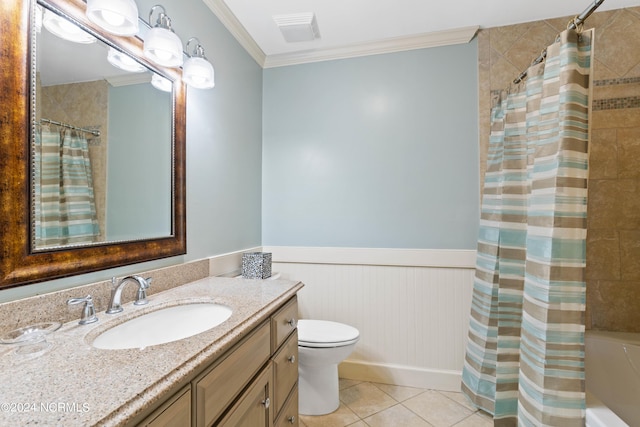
[299,379,493,427]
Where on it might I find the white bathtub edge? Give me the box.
[586,391,629,427]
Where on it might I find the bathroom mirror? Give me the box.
[0,0,186,288]
[33,1,172,250]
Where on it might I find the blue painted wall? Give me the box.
[262,42,479,249]
[107,83,172,240]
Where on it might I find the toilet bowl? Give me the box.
[297,319,359,415]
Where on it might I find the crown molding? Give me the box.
[201,0,478,69]
[201,0,267,67]
[263,26,479,68]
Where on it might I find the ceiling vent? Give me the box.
[273,12,320,43]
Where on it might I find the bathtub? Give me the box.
[585,331,640,427]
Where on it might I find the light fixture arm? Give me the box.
[149,5,174,31]
[186,37,206,59]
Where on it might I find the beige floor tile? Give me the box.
[340,382,398,418]
[364,403,433,427]
[403,390,474,427]
[345,421,368,427]
[372,382,427,402]
[452,412,494,427]
[439,390,477,412]
[339,378,363,390]
[300,402,360,427]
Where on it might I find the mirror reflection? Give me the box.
[33,2,173,251]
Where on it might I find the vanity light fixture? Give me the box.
[182,37,215,89]
[86,0,139,36]
[42,9,97,44]
[143,5,183,68]
[107,47,146,72]
[151,73,172,92]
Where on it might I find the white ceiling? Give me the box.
[205,0,640,67]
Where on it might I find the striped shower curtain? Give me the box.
[34,127,100,248]
[461,28,593,426]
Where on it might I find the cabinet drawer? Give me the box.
[138,386,191,427]
[272,330,298,417]
[271,296,298,351]
[274,384,298,427]
[195,321,271,427]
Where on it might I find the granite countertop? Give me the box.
[0,276,303,426]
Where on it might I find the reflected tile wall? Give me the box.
[478,7,640,332]
[41,80,109,242]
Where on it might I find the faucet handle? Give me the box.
[134,277,152,306]
[67,295,98,325]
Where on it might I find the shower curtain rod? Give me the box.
[513,0,605,84]
[40,118,101,137]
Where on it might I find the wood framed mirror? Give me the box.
[0,0,186,289]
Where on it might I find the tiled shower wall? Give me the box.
[40,80,108,242]
[477,7,640,332]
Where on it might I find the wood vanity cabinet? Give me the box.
[270,298,299,426]
[135,296,299,427]
[139,386,191,427]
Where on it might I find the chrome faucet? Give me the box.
[67,295,98,325]
[106,275,152,314]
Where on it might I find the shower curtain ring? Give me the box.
[568,15,584,33]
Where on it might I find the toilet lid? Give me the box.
[298,319,359,346]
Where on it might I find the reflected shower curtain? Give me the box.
[461,28,593,426]
[34,127,100,247]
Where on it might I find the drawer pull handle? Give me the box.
[287,355,296,363]
[261,397,270,409]
[287,318,297,328]
[288,415,296,423]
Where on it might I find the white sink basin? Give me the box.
[92,303,232,350]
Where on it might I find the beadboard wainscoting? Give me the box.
[263,246,477,392]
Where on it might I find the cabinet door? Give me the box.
[217,364,273,427]
[274,385,298,427]
[272,330,298,417]
[138,386,191,427]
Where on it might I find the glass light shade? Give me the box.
[107,47,145,72]
[183,56,215,89]
[86,0,139,36]
[151,74,172,92]
[144,27,183,68]
[43,10,96,44]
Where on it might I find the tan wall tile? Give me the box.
[593,82,640,101]
[594,11,640,77]
[592,108,640,130]
[587,179,620,229]
[502,22,557,73]
[618,128,640,178]
[586,229,620,281]
[587,280,640,331]
[620,231,640,280]
[589,128,618,179]
[618,180,640,230]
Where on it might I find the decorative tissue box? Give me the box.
[242,252,272,279]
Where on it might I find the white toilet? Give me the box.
[297,319,360,415]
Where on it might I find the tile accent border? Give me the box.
[592,96,640,111]
[593,77,640,86]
